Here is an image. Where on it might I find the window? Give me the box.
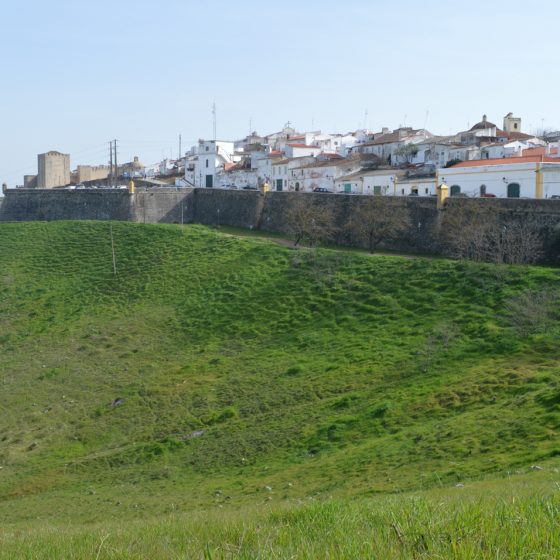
[514,123,518,129]
[450,185,461,196]
[205,146,209,151]
[401,188,405,195]
[425,188,429,194]
[206,159,209,168]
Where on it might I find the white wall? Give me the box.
[285,145,322,158]
[438,162,555,198]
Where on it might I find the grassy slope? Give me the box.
[0,221,559,535]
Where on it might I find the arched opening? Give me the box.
[480,184,487,196]
[450,185,461,196]
[507,183,520,198]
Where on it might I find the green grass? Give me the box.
[0,471,558,559]
[0,220,559,557]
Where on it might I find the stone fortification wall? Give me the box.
[0,189,132,222]
[1,188,559,261]
[261,192,440,253]
[132,187,195,224]
[189,188,266,229]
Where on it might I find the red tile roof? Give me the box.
[320,153,343,159]
[287,144,320,149]
[522,147,546,157]
[450,155,560,168]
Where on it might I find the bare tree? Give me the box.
[496,222,543,265]
[441,204,543,265]
[285,195,336,247]
[347,197,411,253]
[441,205,495,262]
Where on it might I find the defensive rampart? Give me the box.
[1,188,559,261]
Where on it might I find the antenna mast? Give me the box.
[212,102,217,142]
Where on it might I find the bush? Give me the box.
[504,289,560,336]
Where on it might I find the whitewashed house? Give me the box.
[290,154,380,192]
[185,140,239,188]
[334,168,436,196]
[354,128,434,165]
[438,156,560,198]
[271,156,316,191]
[284,144,322,158]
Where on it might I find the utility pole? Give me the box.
[109,141,113,187]
[113,140,118,186]
[179,134,182,159]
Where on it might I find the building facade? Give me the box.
[438,156,560,198]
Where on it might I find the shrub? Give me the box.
[504,289,560,336]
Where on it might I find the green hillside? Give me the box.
[0,221,559,557]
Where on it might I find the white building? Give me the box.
[289,154,380,192]
[353,127,434,165]
[438,156,560,198]
[185,140,238,188]
[284,144,322,158]
[334,169,436,196]
[270,156,316,191]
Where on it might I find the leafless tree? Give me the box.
[441,205,543,265]
[496,222,543,265]
[285,195,336,247]
[347,197,411,253]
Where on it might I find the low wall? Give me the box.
[1,188,559,261]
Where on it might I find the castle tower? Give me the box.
[37,151,71,188]
[503,112,522,134]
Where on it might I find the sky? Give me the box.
[2,0,560,187]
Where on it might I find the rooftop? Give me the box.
[449,155,560,168]
[287,144,321,149]
[470,115,497,131]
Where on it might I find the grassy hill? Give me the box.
[0,221,559,557]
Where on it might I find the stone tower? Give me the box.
[37,151,71,188]
[503,112,522,134]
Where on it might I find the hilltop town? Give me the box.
[13,112,560,201]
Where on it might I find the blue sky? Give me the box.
[2,0,559,186]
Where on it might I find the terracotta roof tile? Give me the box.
[287,144,320,149]
[450,155,560,168]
